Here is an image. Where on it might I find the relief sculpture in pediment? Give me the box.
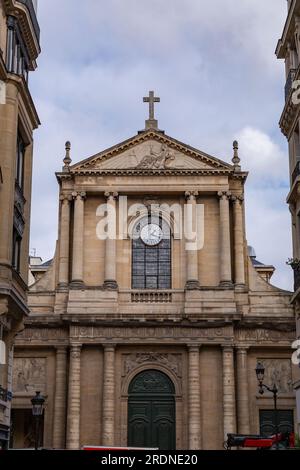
[136,144,175,169]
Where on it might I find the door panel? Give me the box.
[128,370,176,450]
[152,400,175,450]
[128,398,175,449]
[128,401,151,447]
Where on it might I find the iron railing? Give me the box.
[18,0,40,42]
[285,68,297,101]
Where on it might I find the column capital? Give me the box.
[59,193,73,203]
[235,345,250,352]
[72,191,86,201]
[231,194,244,204]
[221,344,234,352]
[104,191,119,201]
[187,344,201,352]
[69,344,82,358]
[218,190,231,200]
[185,190,199,200]
[55,345,68,353]
[103,344,117,352]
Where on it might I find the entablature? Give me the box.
[3,0,40,62]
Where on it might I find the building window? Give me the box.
[132,216,171,289]
[259,409,294,436]
[12,228,22,272]
[16,133,25,191]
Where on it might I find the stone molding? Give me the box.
[15,326,296,346]
[69,131,244,180]
[122,352,182,379]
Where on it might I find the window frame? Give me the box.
[12,228,22,272]
[16,133,26,191]
[131,215,172,290]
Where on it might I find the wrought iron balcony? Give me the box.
[285,68,297,101]
[292,161,300,185]
[18,0,40,42]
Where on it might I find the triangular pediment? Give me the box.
[71,130,233,174]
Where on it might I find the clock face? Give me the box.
[140,223,163,246]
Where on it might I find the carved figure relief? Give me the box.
[258,359,293,394]
[13,358,46,393]
[123,352,182,378]
[136,144,175,169]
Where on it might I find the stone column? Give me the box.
[218,191,232,287]
[185,191,200,290]
[58,195,71,289]
[71,192,86,288]
[236,347,250,435]
[104,192,118,290]
[188,344,201,449]
[232,196,245,288]
[66,344,81,450]
[222,346,236,441]
[52,347,68,449]
[102,345,116,446]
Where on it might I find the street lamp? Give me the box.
[255,362,279,450]
[31,391,45,450]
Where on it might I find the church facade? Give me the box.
[11,96,297,449]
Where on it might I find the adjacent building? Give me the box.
[276,0,300,435]
[11,94,297,449]
[0,0,40,448]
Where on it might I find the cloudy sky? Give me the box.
[29,0,292,290]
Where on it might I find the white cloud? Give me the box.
[237,126,289,187]
[246,187,293,291]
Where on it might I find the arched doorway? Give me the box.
[128,370,176,450]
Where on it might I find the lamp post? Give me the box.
[255,362,279,450]
[31,391,45,450]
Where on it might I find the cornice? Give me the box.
[72,168,233,177]
[280,96,298,138]
[279,63,300,138]
[55,172,73,184]
[3,0,40,63]
[276,0,300,59]
[70,130,234,173]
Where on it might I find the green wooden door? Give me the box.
[128,370,176,450]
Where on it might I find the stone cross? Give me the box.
[143,91,160,130]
